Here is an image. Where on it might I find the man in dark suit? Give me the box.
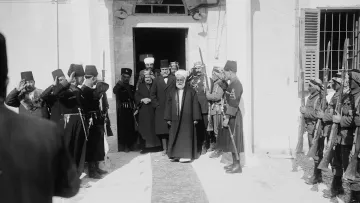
[0,33,80,203]
[150,59,176,155]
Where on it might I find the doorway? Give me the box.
[133,28,188,84]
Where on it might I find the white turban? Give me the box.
[144,57,154,64]
[175,69,188,79]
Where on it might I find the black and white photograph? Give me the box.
[1,0,360,203]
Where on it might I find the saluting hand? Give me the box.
[317,110,325,119]
[67,71,75,83]
[332,110,341,123]
[300,106,306,114]
[167,121,171,125]
[53,76,58,86]
[17,79,26,91]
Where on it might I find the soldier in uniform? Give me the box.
[299,78,325,185]
[5,71,49,118]
[82,65,109,179]
[333,69,360,202]
[321,77,347,199]
[206,66,228,158]
[40,65,91,182]
[216,60,244,174]
[188,61,209,154]
[136,54,155,90]
[40,64,85,126]
[113,68,137,152]
[150,59,176,155]
[170,61,179,76]
[0,32,80,202]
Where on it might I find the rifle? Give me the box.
[100,51,113,137]
[318,39,349,171]
[307,41,331,158]
[77,108,88,178]
[199,47,213,131]
[296,58,306,154]
[344,36,360,180]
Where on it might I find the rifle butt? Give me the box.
[307,140,318,158]
[318,149,333,171]
[343,159,358,181]
[296,116,305,154]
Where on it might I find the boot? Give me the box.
[226,153,242,174]
[210,149,223,158]
[95,162,108,175]
[224,153,236,169]
[348,190,360,203]
[305,162,322,185]
[88,162,103,179]
[323,176,344,199]
[207,142,216,152]
[201,144,207,155]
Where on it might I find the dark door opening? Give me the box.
[133,28,188,85]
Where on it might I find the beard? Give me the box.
[176,83,185,89]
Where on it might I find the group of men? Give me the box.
[113,54,244,174]
[4,56,111,184]
[301,70,360,202]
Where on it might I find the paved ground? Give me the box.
[53,100,338,203]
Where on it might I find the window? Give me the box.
[300,9,360,90]
[134,0,187,15]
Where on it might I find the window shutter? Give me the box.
[299,8,320,91]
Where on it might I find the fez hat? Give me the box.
[121,68,132,76]
[144,54,154,64]
[52,69,65,80]
[21,71,34,81]
[160,60,169,69]
[68,64,85,77]
[224,60,237,73]
[85,65,98,77]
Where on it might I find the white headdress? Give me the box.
[175,69,188,79]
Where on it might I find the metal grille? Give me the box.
[319,10,360,80]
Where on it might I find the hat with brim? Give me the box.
[85,65,98,77]
[52,69,65,80]
[194,61,203,68]
[349,69,360,84]
[309,79,323,90]
[331,77,342,85]
[21,71,34,81]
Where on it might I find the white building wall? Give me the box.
[252,0,360,154]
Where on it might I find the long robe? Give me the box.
[150,75,176,136]
[81,82,109,162]
[5,88,49,118]
[217,78,245,153]
[135,83,161,148]
[164,86,201,159]
[40,81,86,176]
[113,81,137,151]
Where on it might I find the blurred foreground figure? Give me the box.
[0,33,79,203]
